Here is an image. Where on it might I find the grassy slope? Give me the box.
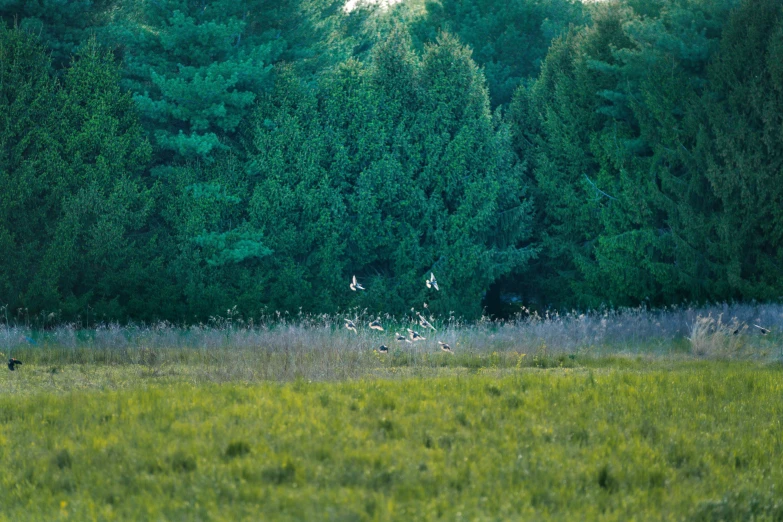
[1,362,782,520]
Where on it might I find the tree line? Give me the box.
[0,0,781,322]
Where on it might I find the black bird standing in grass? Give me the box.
[8,358,22,371]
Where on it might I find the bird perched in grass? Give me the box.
[438,342,453,354]
[395,332,411,343]
[344,319,358,333]
[369,319,384,331]
[407,328,426,342]
[377,345,389,354]
[8,358,22,371]
[754,324,770,335]
[426,273,439,291]
[350,275,364,291]
[418,313,436,331]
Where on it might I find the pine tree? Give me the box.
[588,0,739,304]
[0,32,154,318]
[246,65,348,312]
[411,31,535,314]
[0,0,113,69]
[508,23,615,308]
[690,0,783,300]
[0,26,59,311]
[246,29,535,317]
[409,0,586,106]
[107,1,276,161]
[156,153,272,320]
[107,0,346,163]
[509,0,738,308]
[33,38,154,318]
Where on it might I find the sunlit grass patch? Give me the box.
[1,362,782,520]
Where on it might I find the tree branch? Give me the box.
[583,173,617,201]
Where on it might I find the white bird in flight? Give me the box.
[418,313,436,331]
[350,275,365,291]
[426,273,439,291]
[754,324,770,335]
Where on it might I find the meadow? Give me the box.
[2,304,783,520]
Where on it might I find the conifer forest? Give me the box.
[1,0,782,322]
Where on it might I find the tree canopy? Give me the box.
[1,0,782,322]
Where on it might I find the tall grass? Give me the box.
[1,303,781,382]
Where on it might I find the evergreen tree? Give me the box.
[246,65,349,313]
[689,0,783,300]
[246,30,535,317]
[510,0,738,308]
[509,21,619,308]
[108,0,277,162]
[409,0,586,106]
[0,0,113,69]
[107,0,346,163]
[157,154,272,320]
[0,31,153,319]
[44,38,154,318]
[0,26,59,312]
[586,0,739,304]
[410,32,535,313]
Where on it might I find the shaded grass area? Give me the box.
[2,362,783,520]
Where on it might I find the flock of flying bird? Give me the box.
[4,275,777,371]
[346,273,454,355]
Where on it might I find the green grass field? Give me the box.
[2,360,782,521]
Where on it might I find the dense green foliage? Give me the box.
[0,30,153,319]
[510,0,783,309]
[408,0,587,106]
[1,0,783,321]
[0,0,114,69]
[2,364,783,519]
[103,0,346,162]
[244,31,534,315]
